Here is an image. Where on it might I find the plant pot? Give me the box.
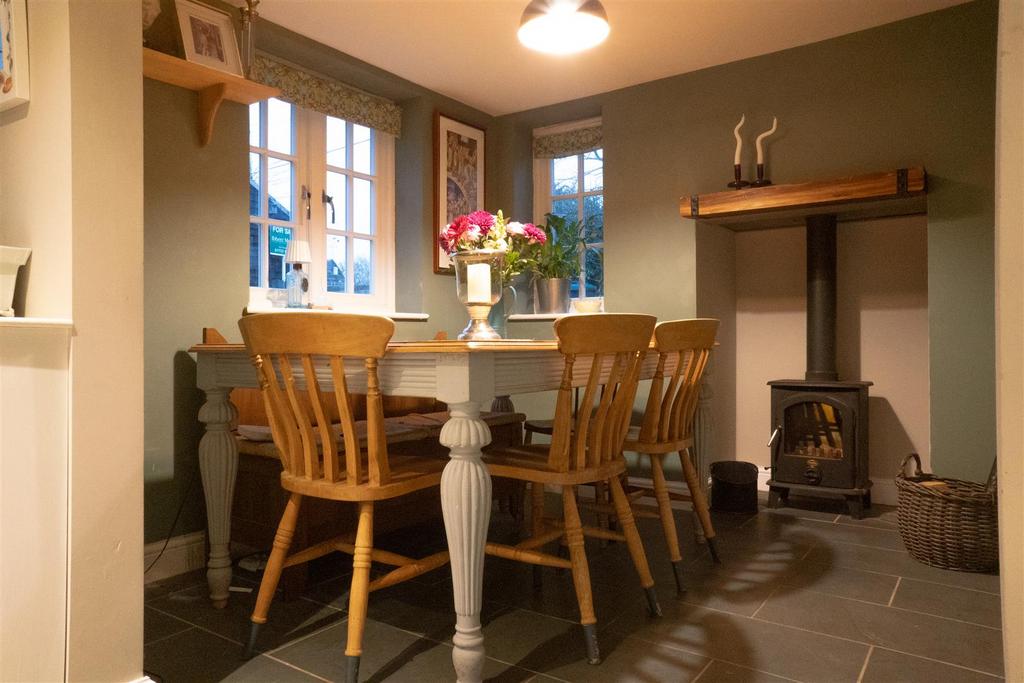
[0,246,31,317]
[534,277,571,314]
[487,286,518,339]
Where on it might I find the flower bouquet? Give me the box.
[439,210,545,339]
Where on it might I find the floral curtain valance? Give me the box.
[533,123,602,158]
[250,53,403,138]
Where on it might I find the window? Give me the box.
[249,98,395,311]
[533,120,604,299]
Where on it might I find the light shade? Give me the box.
[518,0,609,55]
[285,238,312,264]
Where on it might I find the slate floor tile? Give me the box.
[781,562,899,604]
[271,618,529,682]
[148,580,345,653]
[754,589,1004,676]
[694,659,797,682]
[861,647,1004,682]
[892,578,1003,628]
[612,600,870,682]
[802,543,1001,594]
[144,627,321,682]
[536,628,711,682]
[144,606,193,645]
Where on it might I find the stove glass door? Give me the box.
[783,401,844,460]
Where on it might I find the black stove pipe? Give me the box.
[806,214,839,382]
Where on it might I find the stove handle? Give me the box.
[767,426,781,449]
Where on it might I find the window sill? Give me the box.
[508,310,606,322]
[245,302,428,322]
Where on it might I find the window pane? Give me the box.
[353,177,373,234]
[326,116,347,169]
[326,234,347,293]
[583,149,603,192]
[325,171,348,230]
[249,223,261,287]
[585,247,604,297]
[267,98,293,154]
[353,238,373,294]
[352,124,373,174]
[551,155,578,195]
[583,194,604,243]
[249,103,260,148]
[267,157,293,221]
[551,198,578,224]
[570,277,580,298]
[267,225,292,289]
[249,152,262,217]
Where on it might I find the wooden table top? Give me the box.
[189,339,563,354]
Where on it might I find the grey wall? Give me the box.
[492,0,998,481]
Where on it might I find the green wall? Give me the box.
[492,0,998,481]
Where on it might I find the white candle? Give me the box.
[755,117,778,165]
[466,262,491,303]
[733,114,745,165]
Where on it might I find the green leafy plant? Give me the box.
[531,213,585,280]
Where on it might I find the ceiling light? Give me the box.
[518,0,610,55]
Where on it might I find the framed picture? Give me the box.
[434,113,486,274]
[0,0,29,112]
[175,0,242,77]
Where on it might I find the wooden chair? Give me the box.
[238,312,449,682]
[483,314,662,665]
[622,318,721,594]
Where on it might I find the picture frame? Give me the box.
[0,0,30,112]
[175,0,243,77]
[434,112,486,274]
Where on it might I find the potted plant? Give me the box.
[531,213,585,314]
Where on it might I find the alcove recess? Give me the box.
[142,48,280,146]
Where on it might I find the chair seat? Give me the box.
[484,443,625,485]
[524,418,555,435]
[280,453,445,501]
[238,411,525,459]
[622,426,693,455]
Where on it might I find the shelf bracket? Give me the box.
[197,83,227,147]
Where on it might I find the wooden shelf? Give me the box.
[680,167,927,231]
[142,47,279,146]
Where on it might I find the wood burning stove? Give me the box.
[766,214,873,518]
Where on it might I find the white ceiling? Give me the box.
[259,0,968,116]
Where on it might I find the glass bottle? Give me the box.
[286,263,306,308]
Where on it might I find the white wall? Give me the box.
[994,0,1023,676]
[728,216,930,494]
[0,324,70,682]
[0,1,145,680]
[65,1,145,679]
[0,0,73,317]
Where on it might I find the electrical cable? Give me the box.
[144,465,198,574]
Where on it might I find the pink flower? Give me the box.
[440,214,472,253]
[467,210,495,229]
[506,221,526,236]
[523,223,547,245]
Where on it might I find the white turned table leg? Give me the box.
[440,401,493,683]
[197,387,238,609]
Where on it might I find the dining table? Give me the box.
[189,337,682,682]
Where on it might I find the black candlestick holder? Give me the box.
[750,163,772,187]
[727,163,750,189]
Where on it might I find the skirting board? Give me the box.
[757,469,898,506]
[143,531,206,584]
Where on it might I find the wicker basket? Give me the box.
[895,453,998,572]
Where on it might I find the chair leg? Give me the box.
[531,482,545,588]
[650,455,685,595]
[246,492,302,659]
[608,476,661,618]
[345,502,374,682]
[562,485,600,664]
[679,448,720,564]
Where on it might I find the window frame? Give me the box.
[532,118,604,301]
[248,100,396,313]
